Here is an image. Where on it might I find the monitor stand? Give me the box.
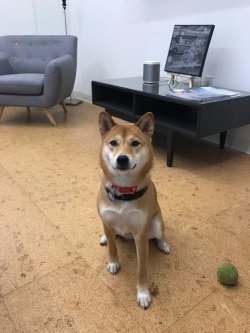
[169,73,194,88]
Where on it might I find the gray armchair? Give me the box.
[0,35,78,126]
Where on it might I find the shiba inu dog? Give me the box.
[97,111,170,309]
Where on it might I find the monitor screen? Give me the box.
[164,25,215,77]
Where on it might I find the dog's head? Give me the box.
[99,112,154,181]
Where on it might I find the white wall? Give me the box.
[0,0,36,34]
[0,0,250,153]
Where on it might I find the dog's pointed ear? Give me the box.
[99,111,116,136]
[136,112,154,138]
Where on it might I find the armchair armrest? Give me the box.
[0,52,12,75]
[43,54,77,105]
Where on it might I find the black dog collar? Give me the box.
[105,186,148,201]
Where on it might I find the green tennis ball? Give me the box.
[217,263,238,286]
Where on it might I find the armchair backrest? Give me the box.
[0,35,77,74]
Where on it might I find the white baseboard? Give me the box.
[205,133,250,154]
[72,91,92,103]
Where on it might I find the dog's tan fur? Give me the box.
[97,111,170,309]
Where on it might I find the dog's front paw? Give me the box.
[137,289,151,309]
[107,262,120,275]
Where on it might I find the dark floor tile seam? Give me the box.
[23,196,88,259]
[0,164,30,199]
[32,182,97,206]
[2,256,84,300]
[166,287,218,331]
[1,298,19,333]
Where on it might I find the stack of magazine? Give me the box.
[167,86,241,102]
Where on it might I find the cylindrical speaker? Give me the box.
[143,61,160,83]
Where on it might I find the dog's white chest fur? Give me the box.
[99,202,147,236]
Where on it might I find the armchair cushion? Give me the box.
[0,73,44,95]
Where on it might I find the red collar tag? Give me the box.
[111,184,138,193]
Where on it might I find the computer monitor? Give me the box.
[164,25,215,79]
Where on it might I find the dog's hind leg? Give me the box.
[156,238,171,254]
[150,214,171,254]
[99,234,108,245]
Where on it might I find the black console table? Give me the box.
[92,77,250,167]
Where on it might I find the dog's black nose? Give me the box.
[117,155,129,169]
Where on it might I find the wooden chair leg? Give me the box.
[61,101,68,113]
[44,108,56,126]
[0,106,5,119]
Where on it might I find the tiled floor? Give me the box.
[0,103,250,333]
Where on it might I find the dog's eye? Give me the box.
[131,140,140,147]
[110,140,118,147]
